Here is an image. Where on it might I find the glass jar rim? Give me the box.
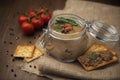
[48,13,87,40]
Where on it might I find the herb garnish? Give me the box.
[89,53,99,60]
[56,17,78,26]
[52,24,62,32]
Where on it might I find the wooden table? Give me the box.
[0,0,120,80]
[0,0,66,80]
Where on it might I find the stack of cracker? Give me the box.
[13,45,43,62]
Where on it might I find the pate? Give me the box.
[45,14,88,62]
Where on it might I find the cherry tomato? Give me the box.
[21,22,34,34]
[18,15,28,25]
[38,4,47,12]
[38,7,45,12]
[40,12,51,23]
[31,17,44,29]
[28,10,36,16]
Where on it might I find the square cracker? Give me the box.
[13,45,35,58]
[77,44,118,71]
[24,48,43,62]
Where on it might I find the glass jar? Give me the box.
[39,14,119,62]
[44,14,88,62]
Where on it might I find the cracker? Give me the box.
[13,45,35,58]
[24,48,43,62]
[77,44,118,71]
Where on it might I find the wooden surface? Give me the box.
[0,0,120,80]
[0,0,66,80]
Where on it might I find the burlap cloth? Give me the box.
[21,0,120,80]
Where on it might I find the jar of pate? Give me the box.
[39,14,119,62]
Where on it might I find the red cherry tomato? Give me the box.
[38,4,47,11]
[37,7,47,14]
[38,7,44,11]
[18,15,28,25]
[31,17,44,29]
[28,10,36,16]
[21,22,34,34]
[40,12,51,23]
